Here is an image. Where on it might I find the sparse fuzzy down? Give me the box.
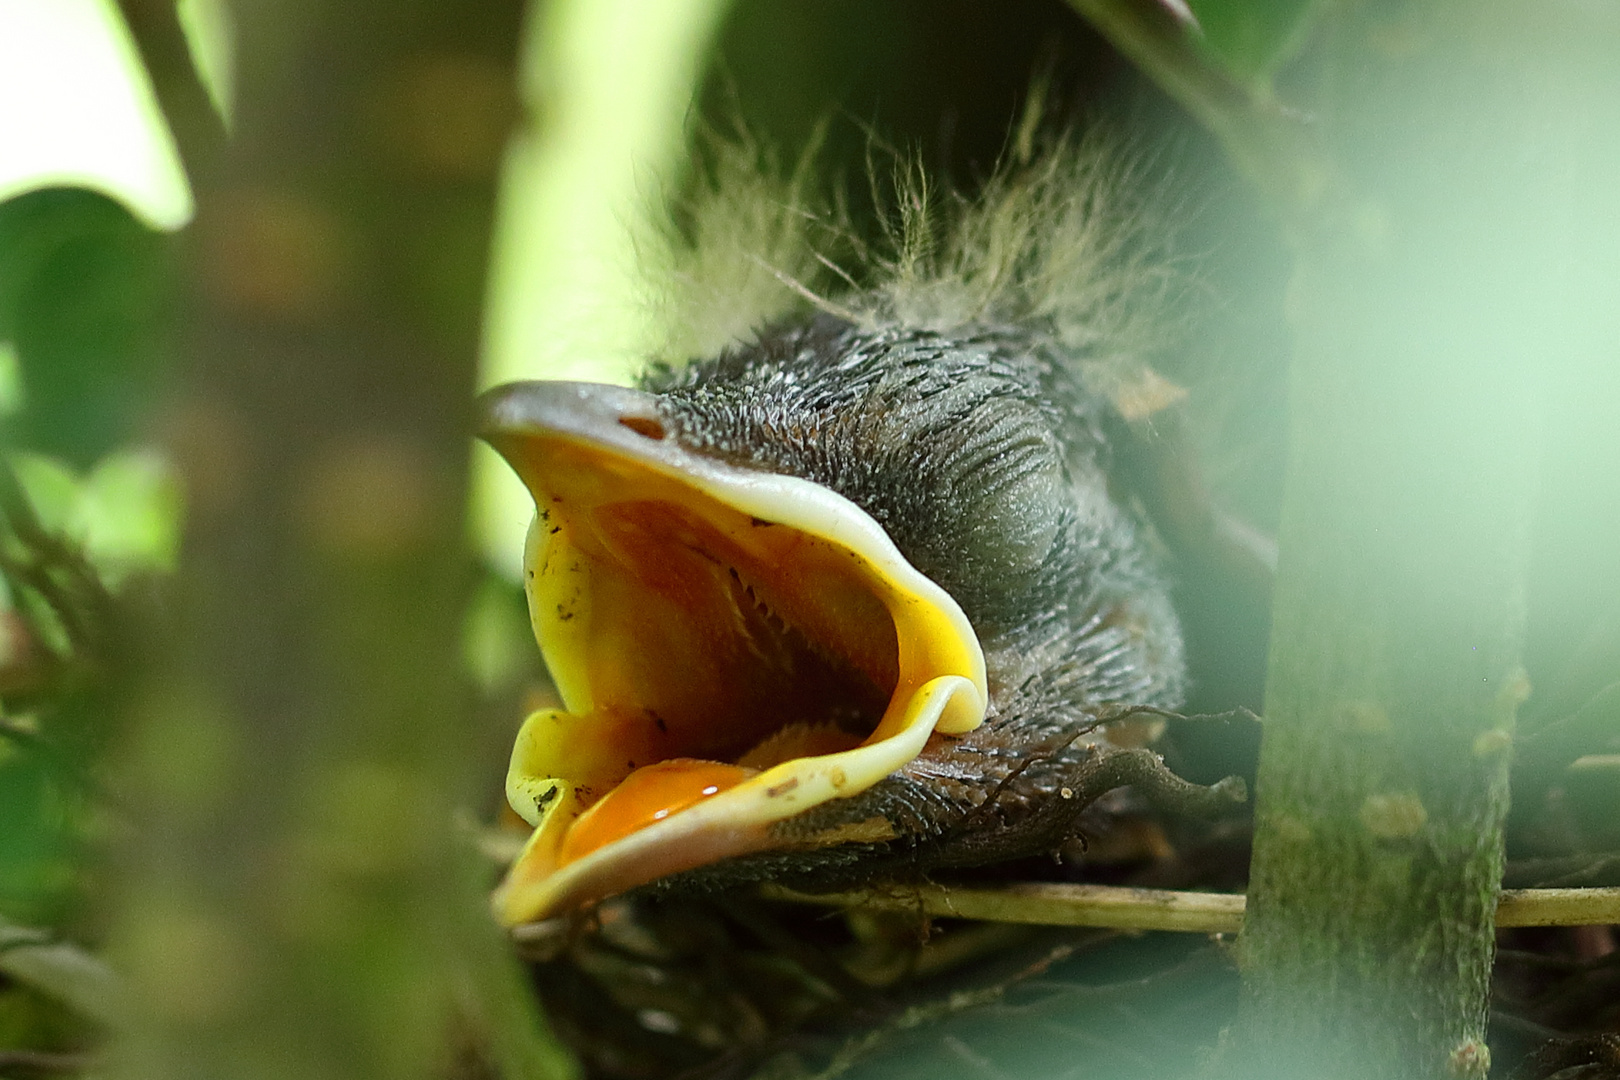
[640,123,1185,409]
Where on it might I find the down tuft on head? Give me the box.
[640,113,1189,411]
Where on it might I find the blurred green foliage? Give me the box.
[11,450,182,584]
[0,98,181,988]
[0,189,172,464]
[0,979,91,1063]
[0,731,81,922]
[0,0,193,229]
[0,442,179,925]
[1183,0,1321,85]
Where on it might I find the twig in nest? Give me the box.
[764,881,1244,934]
[763,884,1620,934]
[1498,888,1620,928]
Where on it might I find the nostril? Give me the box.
[618,416,666,440]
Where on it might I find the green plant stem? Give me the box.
[1224,6,1620,1077]
[102,2,573,1078]
[1074,2,1620,1076]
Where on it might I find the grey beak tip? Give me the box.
[474,381,545,442]
[475,380,666,445]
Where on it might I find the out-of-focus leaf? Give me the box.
[1184,0,1321,84]
[0,918,50,953]
[175,0,235,125]
[7,454,80,540]
[0,189,172,465]
[0,760,78,939]
[2,453,83,655]
[0,0,192,230]
[0,980,91,1056]
[6,447,183,586]
[0,917,124,1030]
[78,448,182,580]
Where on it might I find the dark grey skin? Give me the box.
[643,313,1240,893]
[485,312,1244,898]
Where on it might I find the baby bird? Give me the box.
[479,135,1243,925]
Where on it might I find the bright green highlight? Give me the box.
[0,0,192,229]
[0,343,24,416]
[176,0,234,125]
[473,0,734,578]
[1185,0,1322,84]
[9,448,183,587]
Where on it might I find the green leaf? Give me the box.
[0,189,173,465]
[0,917,125,1030]
[7,454,81,540]
[7,447,184,586]
[1185,0,1321,84]
[79,448,183,580]
[0,343,23,418]
[0,979,92,1056]
[0,755,77,926]
[175,0,235,125]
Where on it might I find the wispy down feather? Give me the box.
[638,113,1189,412]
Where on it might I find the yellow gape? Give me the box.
[480,381,987,925]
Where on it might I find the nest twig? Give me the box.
[762,883,1620,935]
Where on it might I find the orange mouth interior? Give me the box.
[509,438,905,869]
[484,411,986,923]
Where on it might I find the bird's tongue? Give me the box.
[557,759,757,868]
[555,721,874,868]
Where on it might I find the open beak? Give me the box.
[478,381,988,925]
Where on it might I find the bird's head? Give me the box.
[480,311,1184,925]
[479,133,1203,924]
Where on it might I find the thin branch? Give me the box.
[1061,0,1317,205]
[115,0,228,180]
[1497,888,1620,929]
[762,882,1245,934]
[1097,704,1262,726]
[763,884,1620,934]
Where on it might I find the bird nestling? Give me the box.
[479,131,1245,926]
